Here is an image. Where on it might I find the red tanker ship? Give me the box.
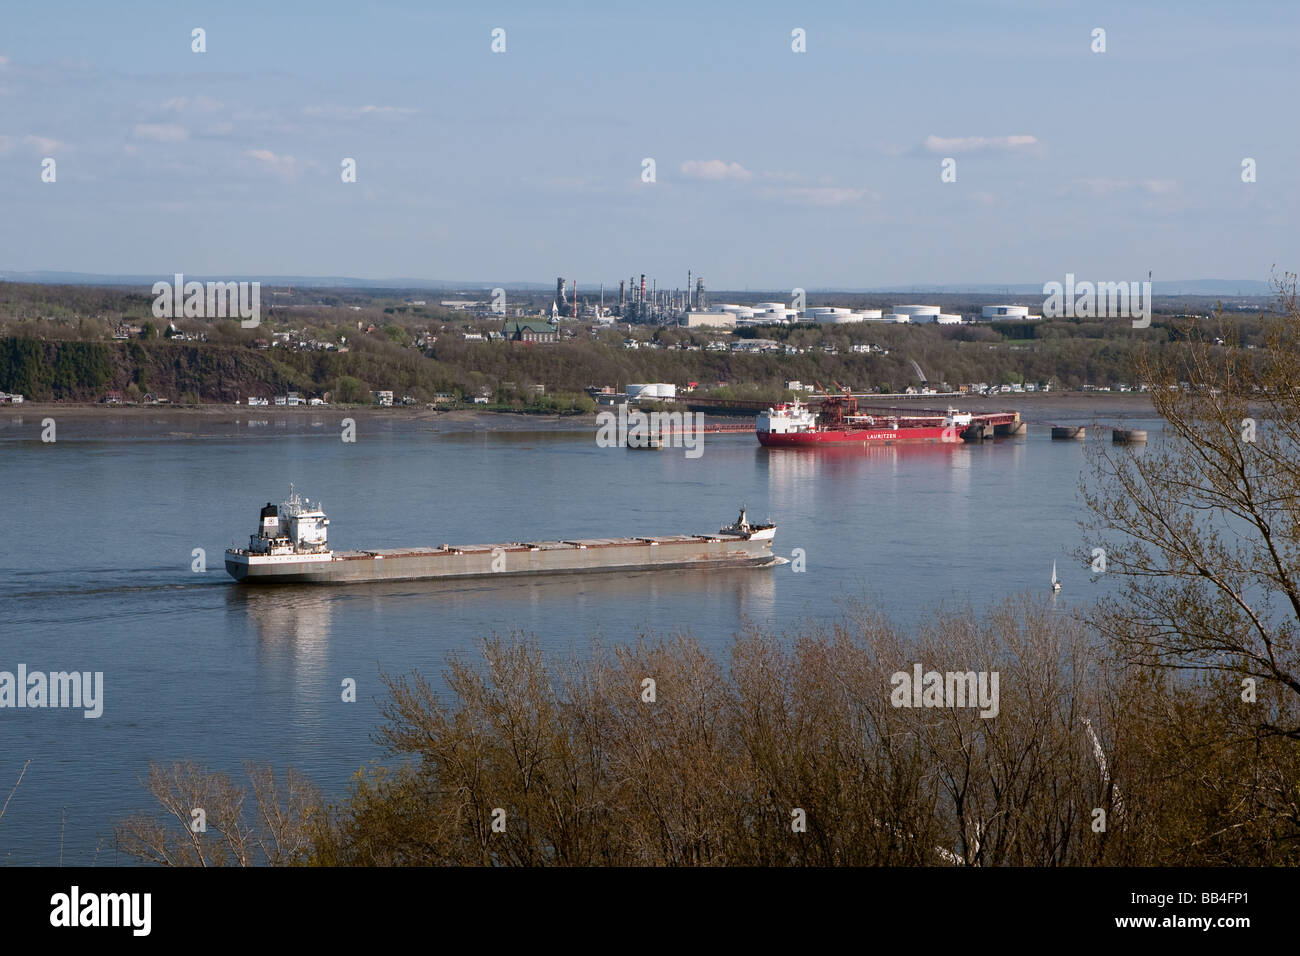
[757,394,983,446]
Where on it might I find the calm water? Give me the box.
[0,410,1154,864]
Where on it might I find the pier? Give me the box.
[1043,424,1149,442]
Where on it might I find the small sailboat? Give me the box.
[1051,560,1061,592]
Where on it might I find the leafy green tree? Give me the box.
[333,375,370,404]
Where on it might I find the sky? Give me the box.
[1,0,1297,290]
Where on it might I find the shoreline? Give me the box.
[0,393,1161,437]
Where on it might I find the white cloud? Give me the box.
[680,159,752,181]
[923,134,1039,154]
[24,134,61,152]
[161,96,223,113]
[759,185,874,207]
[1140,178,1177,195]
[134,123,189,142]
[968,191,997,207]
[245,148,300,179]
[1073,177,1178,196]
[0,135,12,153]
[0,56,9,67]
[303,104,418,119]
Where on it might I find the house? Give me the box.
[731,338,781,353]
[286,391,303,406]
[248,396,270,406]
[0,391,23,404]
[103,391,124,405]
[373,390,394,406]
[502,319,559,343]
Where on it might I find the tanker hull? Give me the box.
[757,426,955,446]
[226,533,780,585]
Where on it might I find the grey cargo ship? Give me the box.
[225,488,783,585]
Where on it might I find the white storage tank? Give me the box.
[626,383,676,399]
[810,307,860,324]
[892,304,941,322]
[982,304,1030,319]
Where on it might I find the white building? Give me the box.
[889,304,961,324]
[731,338,782,353]
[751,302,800,323]
[982,304,1042,320]
[808,307,857,324]
[683,311,736,328]
[373,390,394,406]
[626,383,677,400]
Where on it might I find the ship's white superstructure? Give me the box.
[757,399,818,435]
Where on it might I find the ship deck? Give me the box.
[328,533,743,561]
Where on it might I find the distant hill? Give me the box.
[0,272,1276,298]
[850,280,1275,297]
[0,271,552,292]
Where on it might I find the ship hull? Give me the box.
[758,426,956,446]
[226,533,780,585]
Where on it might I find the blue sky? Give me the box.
[1,0,1296,288]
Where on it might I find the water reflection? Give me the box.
[761,441,980,496]
[233,585,334,660]
[226,565,779,646]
